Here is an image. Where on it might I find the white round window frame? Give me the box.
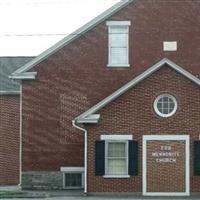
[154,94,177,118]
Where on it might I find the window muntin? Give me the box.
[105,141,128,176]
[64,173,83,189]
[107,23,130,67]
[154,94,177,118]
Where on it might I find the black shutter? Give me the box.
[95,140,105,176]
[194,141,200,176]
[129,140,138,176]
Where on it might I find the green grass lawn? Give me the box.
[0,190,27,197]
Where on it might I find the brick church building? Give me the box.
[7,0,200,196]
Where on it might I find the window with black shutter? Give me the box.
[95,140,105,176]
[129,140,138,176]
[95,138,138,177]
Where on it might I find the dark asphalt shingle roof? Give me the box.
[0,57,34,94]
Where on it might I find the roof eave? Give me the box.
[9,72,37,80]
[0,90,20,95]
[76,114,100,124]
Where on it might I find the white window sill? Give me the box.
[103,175,130,179]
[63,186,84,190]
[107,64,130,68]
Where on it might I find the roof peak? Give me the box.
[11,0,134,77]
[75,58,200,123]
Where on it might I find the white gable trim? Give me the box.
[75,58,200,123]
[101,135,133,141]
[11,0,134,77]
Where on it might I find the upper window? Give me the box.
[106,21,131,67]
[105,141,128,176]
[154,94,177,118]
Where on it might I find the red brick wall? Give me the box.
[147,140,185,193]
[0,95,20,185]
[22,0,200,176]
[86,66,200,193]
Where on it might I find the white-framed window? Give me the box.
[106,21,131,67]
[64,172,84,189]
[60,167,84,189]
[154,94,177,118]
[105,141,129,177]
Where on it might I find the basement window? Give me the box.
[60,167,84,189]
[64,173,83,189]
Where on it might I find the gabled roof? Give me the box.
[11,0,134,78]
[75,58,200,123]
[0,57,34,95]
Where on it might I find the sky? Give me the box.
[0,0,120,56]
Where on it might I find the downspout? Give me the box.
[72,120,87,194]
[19,82,22,187]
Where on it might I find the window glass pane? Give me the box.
[163,97,169,102]
[108,143,126,157]
[163,108,169,114]
[110,33,127,47]
[106,142,127,176]
[107,159,127,175]
[110,26,128,34]
[170,103,175,110]
[65,173,82,188]
[110,47,128,65]
[163,102,168,109]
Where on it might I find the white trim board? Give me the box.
[60,167,84,172]
[75,58,200,123]
[0,90,20,95]
[142,135,190,196]
[101,135,133,140]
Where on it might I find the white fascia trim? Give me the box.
[9,72,37,80]
[75,58,200,121]
[60,167,84,172]
[106,21,131,26]
[101,135,133,141]
[11,0,134,75]
[0,90,20,95]
[143,135,189,141]
[76,114,100,124]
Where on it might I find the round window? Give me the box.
[154,94,177,118]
